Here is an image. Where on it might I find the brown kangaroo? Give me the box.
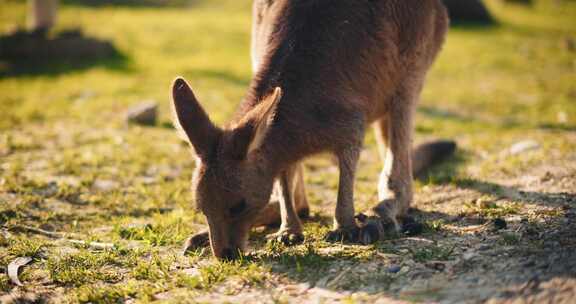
[173,0,454,260]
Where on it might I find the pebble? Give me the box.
[493,218,507,230]
[425,262,446,271]
[464,276,480,284]
[522,260,536,267]
[126,101,158,126]
[93,179,119,191]
[463,252,476,261]
[387,265,401,273]
[478,244,491,251]
[508,140,540,155]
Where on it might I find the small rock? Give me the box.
[126,101,158,126]
[137,176,157,185]
[478,244,491,251]
[522,260,536,267]
[463,252,475,261]
[493,218,507,230]
[540,171,554,182]
[525,227,539,236]
[182,268,201,276]
[387,265,401,273]
[398,266,411,275]
[93,179,119,192]
[39,223,56,232]
[425,261,446,271]
[464,276,480,284]
[508,140,540,155]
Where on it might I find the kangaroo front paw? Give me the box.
[267,229,304,246]
[182,230,210,255]
[324,226,363,243]
[358,220,382,244]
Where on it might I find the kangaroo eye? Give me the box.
[229,200,247,217]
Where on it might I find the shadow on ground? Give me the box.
[216,144,575,301]
[0,29,130,78]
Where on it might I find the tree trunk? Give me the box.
[27,0,59,33]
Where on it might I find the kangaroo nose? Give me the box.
[220,248,239,260]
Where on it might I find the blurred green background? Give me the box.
[1,0,574,132]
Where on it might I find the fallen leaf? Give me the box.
[8,256,33,286]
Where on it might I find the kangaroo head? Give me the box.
[172,77,281,260]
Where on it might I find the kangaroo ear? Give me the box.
[247,87,282,154]
[172,77,222,160]
[227,87,282,159]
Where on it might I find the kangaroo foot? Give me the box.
[182,229,209,255]
[353,213,397,244]
[324,225,363,243]
[267,229,305,246]
[349,199,405,244]
[400,215,424,236]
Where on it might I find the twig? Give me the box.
[8,257,33,286]
[66,239,115,250]
[6,225,115,250]
[404,237,435,243]
[7,224,70,239]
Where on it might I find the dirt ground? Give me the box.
[164,146,576,304]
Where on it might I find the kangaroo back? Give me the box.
[242,0,449,164]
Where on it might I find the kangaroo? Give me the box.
[173,0,454,260]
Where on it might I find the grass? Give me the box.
[410,244,455,263]
[1,0,575,302]
[499,232,521,246]
[47,250,124,286]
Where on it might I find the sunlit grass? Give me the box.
[0,0,575,302]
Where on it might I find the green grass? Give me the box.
[1,0,575,302]
[499,232,521,246]
[47,250,124,286]
[410,244,455,263]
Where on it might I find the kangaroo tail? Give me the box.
[412,140,456,178]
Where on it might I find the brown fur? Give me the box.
[174,0,450,259]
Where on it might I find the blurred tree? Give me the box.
[443,0,494,23]
[27,0,59,34]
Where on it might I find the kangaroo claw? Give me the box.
[401,216,424,236]
[267,230,305,246]
[324,226,362,243]
[182,230,210,255]
[358,221,381,244]
[324,220,382,245]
